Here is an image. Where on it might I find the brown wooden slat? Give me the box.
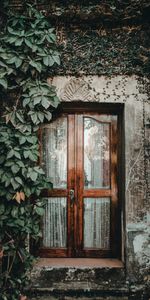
[41,189,67,197]
[78,249,111,258]
[83,189,111,197]
[39,248,68,258]
[67,115,75,257]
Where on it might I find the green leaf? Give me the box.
[15,58,22,68]
[15,219,25,227]
[14,151,21,159]
[48,56,54,66]
[16,112,24,123]
[0,204,5,215]
[29,60,42,72]
[41,98,50,109]
[7,149,15,159]
[8,36,17,43]
[28,151,37,161]
[5,161,13,167]
[30,171,38,182]
[7,56,16,64]
[19,136,26,145]
[15,176,23,185]
[11,164,20,174]
[31,113,38,124]
[43,56,49,66]
[33,96,41,105]
[0,155,5,164]
[5,177,11,187]
[34,166,45,174]
[11,207,18,218]
[32,45,38,52]
[49,33,56,42]
[37,112,44,122]
[53,55,60,65]
[23,150,29,159]
[44,111,52,121]
[20,207,25,214]
[24,38,33,48]
[0,78,8,89]
[23,97,30,107]
[51,96,59,108]
[34,206,45,216]
[26,135,37,144]
[11,178,20,190]
[17,161,25,168]
[15,37,24,46]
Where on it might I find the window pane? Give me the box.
[42,117,67,188]
[43,197,67,248]
[84,118,110,189]
[84,198,110,249]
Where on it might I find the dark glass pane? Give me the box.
[42,118,67,188]
[43,197,67,248]
[84,118,110,189]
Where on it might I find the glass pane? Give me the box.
[42,117,67,188]
[84,198,110,249]
[84,118,110,189]
[43,197,67,248]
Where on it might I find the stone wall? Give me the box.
[30,75,150,299]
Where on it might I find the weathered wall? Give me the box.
[30,75,150,299]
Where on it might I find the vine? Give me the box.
[0,3,60,300]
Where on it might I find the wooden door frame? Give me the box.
[33,103,124,259]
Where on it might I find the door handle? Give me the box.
[69,189,75,205]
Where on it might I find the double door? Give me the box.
[39,112,119,258]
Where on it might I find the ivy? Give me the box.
[0,3,60,300]
[54,27,150,76]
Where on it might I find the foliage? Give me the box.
[0,3,60,300]
[2,1,150,77]
[55,27,150,77]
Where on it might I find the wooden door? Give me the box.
[39,112,119,258]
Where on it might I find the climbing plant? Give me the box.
[0,3,60,300]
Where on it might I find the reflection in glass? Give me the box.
[84,118,110,189]
[42,118,67,188]
[84,198,110,249]
[43,197,67,248]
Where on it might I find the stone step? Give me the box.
[28,288,149,300]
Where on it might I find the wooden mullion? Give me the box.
[67,114,75,257]
[76,114,84,256]
[110,117,118,257]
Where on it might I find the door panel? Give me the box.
[40,115,70,257]
[39,112,119,258]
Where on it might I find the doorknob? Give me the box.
[69,189,75,205]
